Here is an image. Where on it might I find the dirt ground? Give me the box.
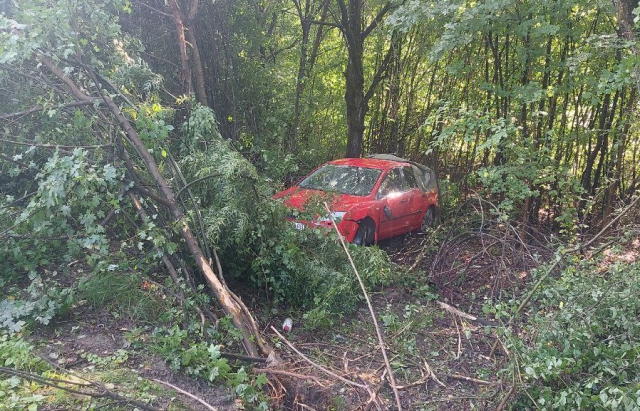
[32,225,540,411]
[34,307,238,411]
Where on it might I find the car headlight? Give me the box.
[317,211,347,223]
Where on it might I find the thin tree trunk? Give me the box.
[605,88,636,217]
[289,0,330,152]
[185,27,208,106]
[168,0,192,97]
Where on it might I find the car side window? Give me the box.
[377,168,406,198]
[402,167,418,189]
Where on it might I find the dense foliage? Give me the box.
[505,235,640,409]
[1,0,639,409]
[174,105,396,326]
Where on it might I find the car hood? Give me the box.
[274,186,371,213]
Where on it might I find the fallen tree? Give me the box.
[0,3,272,358]
[47,55,273,358]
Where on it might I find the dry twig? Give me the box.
[152,379,219,411]
[424,360,446,388]
[325,203,403,411]
[445,373,496,385]
[437,301,477,321]
[271,327,368,390]
[253,368,323,385]
[453,315,463,359]
[363,369,387,411]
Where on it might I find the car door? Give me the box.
[376,168,416,239]
[400,166,425,229]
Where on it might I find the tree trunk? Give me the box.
[605,88,636,217]
[614,0,640,44]
[168,0,192,97]
[344,52,367,158]
[606,0,640,216]
[168,0,208,106]
[185,24,208,106]
[336,0,393,158]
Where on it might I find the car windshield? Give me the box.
[299,164,382,196]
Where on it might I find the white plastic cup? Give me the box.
[283,318,293,332]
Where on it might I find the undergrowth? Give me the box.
[77,267,167,323]
[501,234,640,410]
[146,322,269,410]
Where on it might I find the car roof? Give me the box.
[328,157,411,170]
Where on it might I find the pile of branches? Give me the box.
[429,197,554,301]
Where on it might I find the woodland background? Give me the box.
[1,0,640,410]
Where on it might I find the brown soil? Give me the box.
[34,306,237,410]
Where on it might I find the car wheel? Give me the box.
[353,220,375,246]
[420,207,435,232]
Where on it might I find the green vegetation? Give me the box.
[503,238,640,409]
[1,0,639,409]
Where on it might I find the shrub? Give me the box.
[149,324,269,410]
[0,332,48,411]
[0,272,74,334]
[175,107,397,326]
[505,240,640,410]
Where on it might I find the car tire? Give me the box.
[353,220,375,246]
[420,207,435,232]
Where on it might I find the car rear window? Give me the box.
[299,164,382,196]
[402,166,419,189]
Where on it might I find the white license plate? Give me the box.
[294,222,305,230]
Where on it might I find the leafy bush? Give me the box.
[506,241,640,410]
[0,333,45,371]
[243,220,396,328]
[1,147,122,333]
[0,332,48,411]
[149,324,269,410]
[0,272,74,334]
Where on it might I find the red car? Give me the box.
[273,155,439,245]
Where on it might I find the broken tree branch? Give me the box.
[325,202,403,411]
[0,99,101,121]
[40,54,273,358]
[271,326,368,390]
[0,367,160,411]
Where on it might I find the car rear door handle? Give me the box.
[401,198,408,203]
